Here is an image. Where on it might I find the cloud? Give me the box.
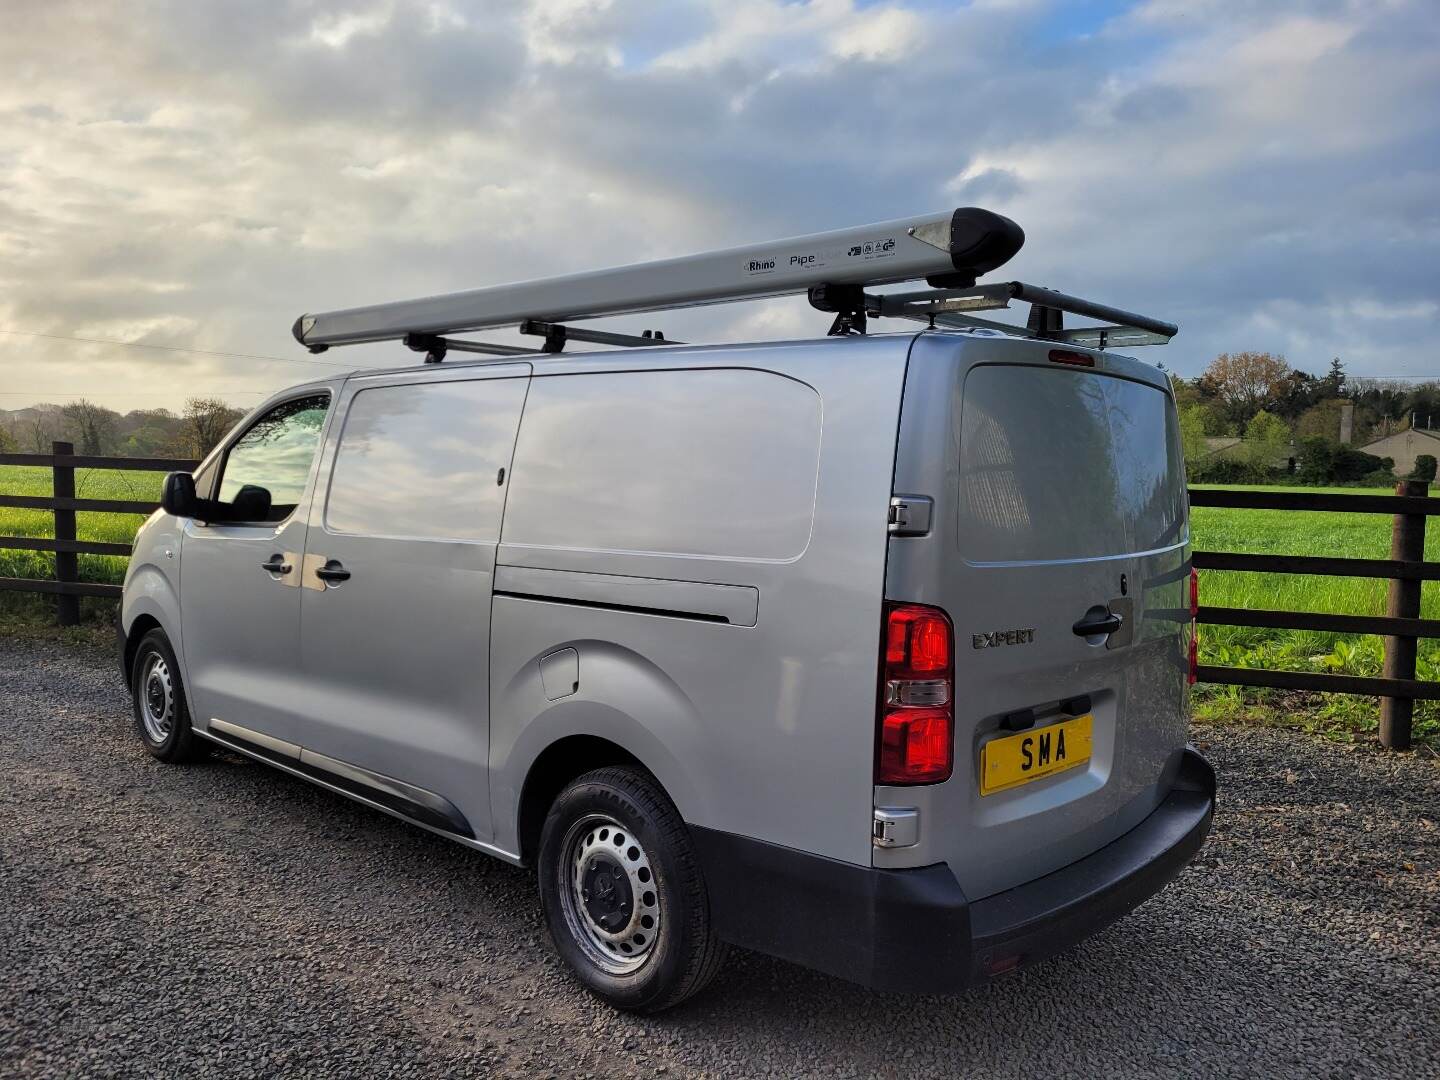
[0,0,1437,414]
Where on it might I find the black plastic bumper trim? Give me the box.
[202,719,475,840]
[296,747,475,839]
[690,747,1215,993]
[115,607,130,688]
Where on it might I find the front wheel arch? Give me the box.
[123,614,163,691]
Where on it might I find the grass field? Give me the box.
[2,470,1436,743]
[1188,483,1439,743]
[0,466,164,590]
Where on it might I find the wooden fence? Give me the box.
[0,442,197,624]
[1191,480,1436,750]
[0,449,1435,747]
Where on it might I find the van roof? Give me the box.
[272,328,1169,403]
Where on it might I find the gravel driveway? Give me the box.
[2,636,1437,1079]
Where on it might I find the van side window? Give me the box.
[324,378,529,542]
[214,394,330,524]
[503,369,822,560]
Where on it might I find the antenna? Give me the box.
[292,207,1177,358]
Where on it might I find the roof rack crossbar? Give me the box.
[404,332,542,364]
[519,320,683,351]
[1005,282,1178,340]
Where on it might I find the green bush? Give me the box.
[1296,437,1335,483]
[1414,454,1437,482]
[1299,438,1391,483]
[1332,449,1388,482]
[1357,469,1398,488]
[1188,457,1262,484]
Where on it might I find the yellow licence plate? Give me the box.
[980,715,1093,795]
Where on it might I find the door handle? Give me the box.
[314,560,351,584]
[261,555,291,575]
[1072,610,1123,637]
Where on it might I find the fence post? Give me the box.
[51,440,80,627]
[1380,478,1428,750]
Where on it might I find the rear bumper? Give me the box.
[690,746,1215,993]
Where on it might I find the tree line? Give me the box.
[1171,352,1439,484]
[0,398,246,460]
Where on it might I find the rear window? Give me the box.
[957,364,1185,563]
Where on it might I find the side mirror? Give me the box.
[160,472,198,518]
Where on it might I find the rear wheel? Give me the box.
[130,628,208,763]
[538,766,726,1012]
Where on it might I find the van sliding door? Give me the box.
[294,365,530,843]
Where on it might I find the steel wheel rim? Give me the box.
[558,814,661,975]
[139,653,174,744]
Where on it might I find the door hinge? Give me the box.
[888,495,933,537]
[872,806,920,848]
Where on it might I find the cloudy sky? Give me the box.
[2,0,1437,413]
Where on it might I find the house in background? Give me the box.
[1357,427,1440,476]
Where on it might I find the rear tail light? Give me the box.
[878,603,954,784]
[1048,349,1095,368]
[1187,567,1199,685]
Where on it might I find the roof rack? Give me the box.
[292,208,1177,362]
[871,281,1177,348]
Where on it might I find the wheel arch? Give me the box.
[516,735,650,867]
[123,613,165,689]
[121,555,182,686]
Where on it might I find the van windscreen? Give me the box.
[957,364,1185,564]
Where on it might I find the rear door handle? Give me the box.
[314,560,351,584]
[261,555,291,575]
[1072,610,1123,637]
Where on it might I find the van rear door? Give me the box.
[880,335,1190,901]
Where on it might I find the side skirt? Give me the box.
[195,720,522,866]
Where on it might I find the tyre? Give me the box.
[130,628,208,764]
[538,766,727,1012]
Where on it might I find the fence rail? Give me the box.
[1193,550,1440,581]
[0,494,165,514]
[1,451,1435,747]
[0,452,197,471]
[0,443,195,619]
[1190,480,1435,749]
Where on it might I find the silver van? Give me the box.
[120,331,1213,1010]
[119,213,1214,1011]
